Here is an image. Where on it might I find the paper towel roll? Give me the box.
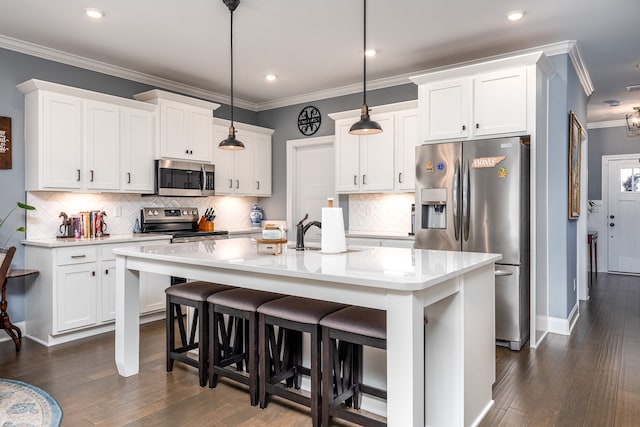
[321,207,346,253]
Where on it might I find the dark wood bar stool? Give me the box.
[320,306,387,427]
[258,296,347,427]
[207,288,284,406]
[165,281,232,386]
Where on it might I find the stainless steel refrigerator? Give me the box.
[415,136,530,350]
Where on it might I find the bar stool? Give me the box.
[258,296,348,427]
[320,306,387,427]
[207,288,285,406]
[165,281,233,386]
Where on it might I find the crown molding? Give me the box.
[0,34,258,111]
[587,119,626,129]
[2,35,594,112]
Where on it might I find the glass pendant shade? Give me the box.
[626,107,640,137]
[349,0,382,136]
[219,0,244,150]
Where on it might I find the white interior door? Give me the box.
[286,136,336,242]
[607,157,640,273]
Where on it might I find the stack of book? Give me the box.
[70,210,107,238]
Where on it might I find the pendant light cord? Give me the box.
[230,7,235,127]
[362,0,367,107]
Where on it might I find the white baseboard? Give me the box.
[548,303,579,335]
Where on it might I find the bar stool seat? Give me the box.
[207,288,284,406]
[258,296,348,427]
[165,281,233,386]
[320,306,387,427]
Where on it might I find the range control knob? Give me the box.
[153,210,158,216]
[191,210,197,216]
[146,209,154,216]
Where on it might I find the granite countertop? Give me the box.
[22,233,172,248]
[113,237,501,292]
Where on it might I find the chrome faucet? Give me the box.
[296,213,322,251]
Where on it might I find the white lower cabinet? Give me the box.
[25,238,170,346]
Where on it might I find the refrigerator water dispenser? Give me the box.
[420,188,447,229]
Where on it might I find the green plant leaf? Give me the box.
[16,226,26,232]
[17,202,36,210]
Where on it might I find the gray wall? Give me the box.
[0,47,254,323]
[546,54,588,319]
[587,126,640,200]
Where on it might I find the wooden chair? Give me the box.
[0,246,22,351]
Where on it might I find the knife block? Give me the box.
[198,217,214,231]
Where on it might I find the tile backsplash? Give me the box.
[26,192,258,239]
[348,193,415,235]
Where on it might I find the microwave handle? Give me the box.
[200,164,206,194]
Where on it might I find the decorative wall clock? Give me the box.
[297,106,321,136]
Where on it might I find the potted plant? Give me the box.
[0,202,36,247]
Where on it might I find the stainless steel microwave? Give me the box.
[155,160,215,197]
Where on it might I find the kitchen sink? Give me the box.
[286,243,364,253]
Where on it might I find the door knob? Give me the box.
[610,223,615,227]
[610,215,615,219]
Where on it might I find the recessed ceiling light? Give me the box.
[506,10,525,21]
[604,100,621,107]
[365,49,376,57]
[265,74,277,82]
[626,84,640,91]
[85,8,105,19]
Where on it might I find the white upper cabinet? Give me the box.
[420,79,471,141]
[18,80,158,193]
[473,68,527,136]
[84,100,120,191]
[412,61,537,143]
[134,90,220,163]
[39,91,83,190]
[330,101,417,194]
[120,107,155,193]
[394,108,420,191]
[211,119,273,197]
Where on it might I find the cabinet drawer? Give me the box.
[56,247,97,266]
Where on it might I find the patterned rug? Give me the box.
[0,379,62,426]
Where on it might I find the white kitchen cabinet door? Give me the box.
[41,92,83,190]
[84,100,120,191]
[359,112,395,192]
[254,132,272,196]
[159,100,213,163]
[101,260,117,322]
[140,272,170,314]
[56,263,98,333]
[335,119,361,192]
[212,124,235,195]
[394,109,420,191]
[189,106,214,162]
[473,68,527,136]
[420,79,471,142]
[233,129,256,195]
[121,108,155,193]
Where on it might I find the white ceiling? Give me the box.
[1,0,639,124]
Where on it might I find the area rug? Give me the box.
[0,379,62,426]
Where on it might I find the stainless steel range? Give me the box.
[140,207,228,243]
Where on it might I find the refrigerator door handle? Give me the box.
[462,158,470,241]
[453,159,460,241]
[495,269,514,277]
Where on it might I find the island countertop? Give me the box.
[114,237,501,426]
[113,238,500,292]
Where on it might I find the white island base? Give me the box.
[114,238,500,426]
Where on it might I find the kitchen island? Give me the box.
[114,238,500,426]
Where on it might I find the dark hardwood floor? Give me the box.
[1,272,638,426]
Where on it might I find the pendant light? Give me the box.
[349,0,382,135]
[219,0,244,150]
[626,107,640,137]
